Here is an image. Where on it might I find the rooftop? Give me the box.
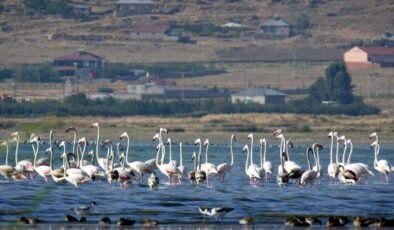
[54,51,103,61]
[231,88,287,97]
[359,47,394,56]
[261,15,289,27]
[116,0,155,4]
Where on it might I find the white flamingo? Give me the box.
[275,133,304,181]
[327,131,338,183]
[91,122,108,171]
[312,143,323,180]
[79,137,104,180]
[155,142,177,185]
[61,151,90,188]
[300,146,318,186]
[217,134,236,182]
[0,140,19,181]
[65,126,79,168]
[338,165,358,185]
[242,144,261,185]
[177,142,187,181]
[201,139,218,185]
[344,138,374,183]
[11,132,34,178]
[260,138,272,181]
[371,140,391,183]
[121,131,152,182]
[31,136,51,182]
[46,130,66,183]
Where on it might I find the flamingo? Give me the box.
[79,137,104,180]
[216,134,236,182]
[275,133,304,181]
[177,142,187,181]
[195,150,206,184]
[59,141,87,176]
[327,131,338,183]
[248,133,265,181]
[11,132,34,178]
[121,131,153,182]
[242,144,261,185]
[155,142,177,185]
[61,152,90,188]
[65,126,79,168]
[31,136,51,182]
[277,152,289,187]
[188,152,197,183]
[260,138,272,181]
[338,165,358,185]
[91,122,108,171]
[300,146,319,186]
[46,130,66,183]
[312,143,323,180]
[371,140,391,183]
[344,139,374,183]
[199,138,218,185]
[0,140,19,181]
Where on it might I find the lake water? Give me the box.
[0,138,393,228]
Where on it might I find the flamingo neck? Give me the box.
[179,143,183,166]
[245,148,249,174]
[205,142,209,163]
[33,141,39,168]
[329,136,334,164]
[230,136,234,166]
[49,148,53,170]
[72,132,76,155]
[169,141,172,162]
[15,135,19,163]
[259,141,263,168]
[95,126,100,163]
[335,139,340,164]
[4,143,9,166]
[306,149,312,170]
[125,135,130,164]
[373,143,379,164]
[79,145,85,167]
[342,142,347,165]
[346,142,353,165]
[249,136,254,165]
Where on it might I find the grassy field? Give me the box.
[0,113,393,145]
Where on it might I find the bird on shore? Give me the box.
[148,172,159,189]
[326,216,349,227]
[117,217,136,226]
[98,217,111,225]
[72,201,96,216]
[198,206,234,221]
[144,219,159,227]
[64,214,79,223]
[239,216,254,225]
[353,216,375,227]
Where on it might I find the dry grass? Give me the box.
[0,113,393,144]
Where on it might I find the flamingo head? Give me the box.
[152,133,160,142]
[242,144,249,153]
[328,131,337,138]
[159,127,168,134]
[247,133,253,140]
[203,139,209,147]
[30,135,40,144]
[231,134,236,142]
[369,132,377,139]
[78,137,87,145]
[313,143,323,150]
[275,133,284,141]
[59,141,66,148]
[88,150,94,155]
[120,132,128,140]
[156,143,161,151]
[91,122,99,128]
[273,129,282,137]
[337,135,346,143]
[45,147,52,153]
[166,138,171,145]
[0,140,7,146]
[101,139,112,148]
[65,126,76,133]
[10,131,19,137]
[370,140,378,149]
[194,138,201,146]
[346,139,352,144]
[192,152,196,160]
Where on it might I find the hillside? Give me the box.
[0,0,393,65]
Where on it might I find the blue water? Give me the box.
[0,138,393,228]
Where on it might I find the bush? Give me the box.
[98,87,114,93]
[14,64,60,82]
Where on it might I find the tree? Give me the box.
[307,62,354,104]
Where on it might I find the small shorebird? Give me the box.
[72,201,96,216]
[117,217,136,226]
[148,172,159,189]
[198,206,234,221]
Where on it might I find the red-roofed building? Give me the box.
[130,24,181,41]
[53,50,105,80]
[344,46,394,69]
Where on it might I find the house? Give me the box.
[70,3,91,17]
[231,88,287,105]
[255,15,291,39]
[130,24,181,41]
[114,0,157,17]
[53,50,105,80]
[127,78,223,100]
[344,46,394,69]
[371,32,394,47]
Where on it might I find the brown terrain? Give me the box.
[0,0,393,142]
